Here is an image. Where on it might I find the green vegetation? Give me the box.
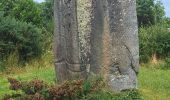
[0,67,55,98]
[139,24,170,62]
[137,0,165,26]
[0,0,53,71]
[0,0,170,99]
[0,15,44,61]
[0,0,43,26]
[0,63,170,99]
[139,65,170,100]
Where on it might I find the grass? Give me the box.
[139,67,170,100]
[0,66,55,98]
[0,63,170,99]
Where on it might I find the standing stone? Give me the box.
[77,0,92,74]
[107,0,139,92]
[54,0,92,83]
[54,0,139,92]
[90,0,139,91]
[90,0,105,74]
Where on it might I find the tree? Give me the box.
[136,0,165,26]
[41,0,54,23]
[0,0,43,26]
[41,0,54,33]
[0,14,43,62]
[0,0,17,16]
[154,1,165,23]
[164,17,170,27]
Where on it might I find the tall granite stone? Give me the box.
[54,0,139,91]
[54,0,92,83]
[90,0,105,74]
[94,0,139,91]
[90,0,139,91]
[108,0,139,92]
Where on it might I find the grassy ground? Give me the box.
[0,66,55,98]
[139,67,170,100]
[0,65,170,99]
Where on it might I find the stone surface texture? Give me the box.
[54,0,92,82]
[54,0,139,91]
[105,0,139,91]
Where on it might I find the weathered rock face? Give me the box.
[54,0,92,82]
[54,0,139,91]
[111,0,139,91]
[77,0,92,73]
[91,0,139,91]
[90,0,105,74]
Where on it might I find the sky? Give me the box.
[34,0,44,3]
[161,0,170,17]
[34,0,170,17]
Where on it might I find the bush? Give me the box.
[0,14,44,64]
[137,0,165,26]
[165,57,170,69]
[4,78,142,100]
[0,0,43,26]
[0,61,5,71]
[139,24,170,62]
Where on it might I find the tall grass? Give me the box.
[0,49,53,74]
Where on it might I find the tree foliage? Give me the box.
[0,0,54,69]
[0,0,43,26]
[0,13,43,62]
[41,0,54,23]
[41,0,54,33]
[139,24,170,62]
[137,0,165,26]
